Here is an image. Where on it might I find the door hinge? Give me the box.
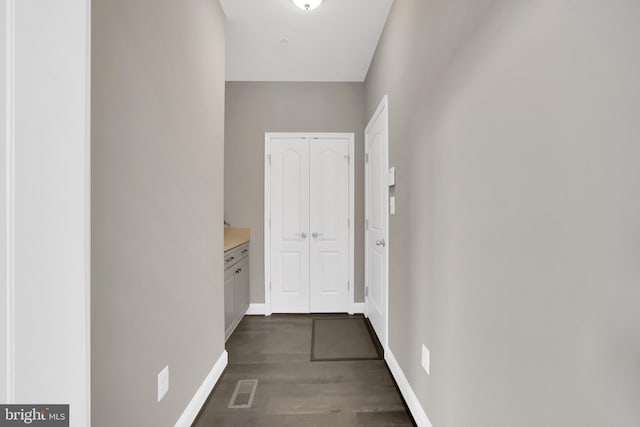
[267,154,271,165]
[365,153,369,164]
[344,154,350,164]
[365,218,369,230]
[268,218,271,229]
[347,281,350,291]
[269,281,272,290]
[365,286,369,297]
[347,218,350,228]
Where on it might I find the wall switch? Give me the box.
[421,345,430,375]
[390,196,396,215]
[158,365,169,402]
[388,167,396,187]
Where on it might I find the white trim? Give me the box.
[245,303,266,315]
[264,134,272,315]
[364,95,390,350]
[4,0,16,404]
[264,132,355,315]
[351,302,365,314]
[174,350,228,427]
[364,95,389,136]
[347,135,355,314]
[385,348,433,427]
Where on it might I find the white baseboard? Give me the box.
[351,302,365,314]
[174,350,228,427]
[245,303,266,315]
[385,348,433,427]
[249,303,362,315]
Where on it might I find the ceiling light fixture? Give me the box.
[292,0,323,11]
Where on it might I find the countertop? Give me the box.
[224,227,250,252]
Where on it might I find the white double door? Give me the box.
[268,134,352,313]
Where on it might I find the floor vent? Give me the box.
[228,379,258,409]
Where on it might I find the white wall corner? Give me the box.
[174,350,228,427]
[385,348,433,427]
[245,303,266,315]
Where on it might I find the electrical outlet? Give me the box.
[157,365,169,402]
[421,345,430,375]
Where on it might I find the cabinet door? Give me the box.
[224,269,236,335]
[235,258,250,317]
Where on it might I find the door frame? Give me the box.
[364,95,390,351]
[264,132,355,315]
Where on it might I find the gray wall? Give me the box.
[225,82,366,304]
[91,0,226,426]
[366,0,640,426]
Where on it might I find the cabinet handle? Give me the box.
[235,268,241,274]
[225,256,235,262]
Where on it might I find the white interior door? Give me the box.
[309,137,350,313]
[365,97,389,349]
[269,137,310,313]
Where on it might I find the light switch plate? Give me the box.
[158,365,169,402]
[390,196,396,215]
[388,167,396,187]
[421,345,430,375]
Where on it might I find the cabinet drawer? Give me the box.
[237,244,249,258]
[224,242,249,269]
[224,248,240,269]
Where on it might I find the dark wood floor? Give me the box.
[193,314,414,426]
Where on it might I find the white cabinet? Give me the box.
[224,242,250,341]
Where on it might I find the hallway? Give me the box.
[194,315,414,426]
[6,1,640,426]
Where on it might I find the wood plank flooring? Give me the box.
[193,314,414,427]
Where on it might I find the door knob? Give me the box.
[375,239,386,247]
[312,232,323,238]
[300,232,308,239]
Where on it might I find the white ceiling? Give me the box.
[220,0,394,82]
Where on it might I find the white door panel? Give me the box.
[369,136,385,231]
[270,137,310,313]
[310,138,349,313]
[365,97,389,349]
